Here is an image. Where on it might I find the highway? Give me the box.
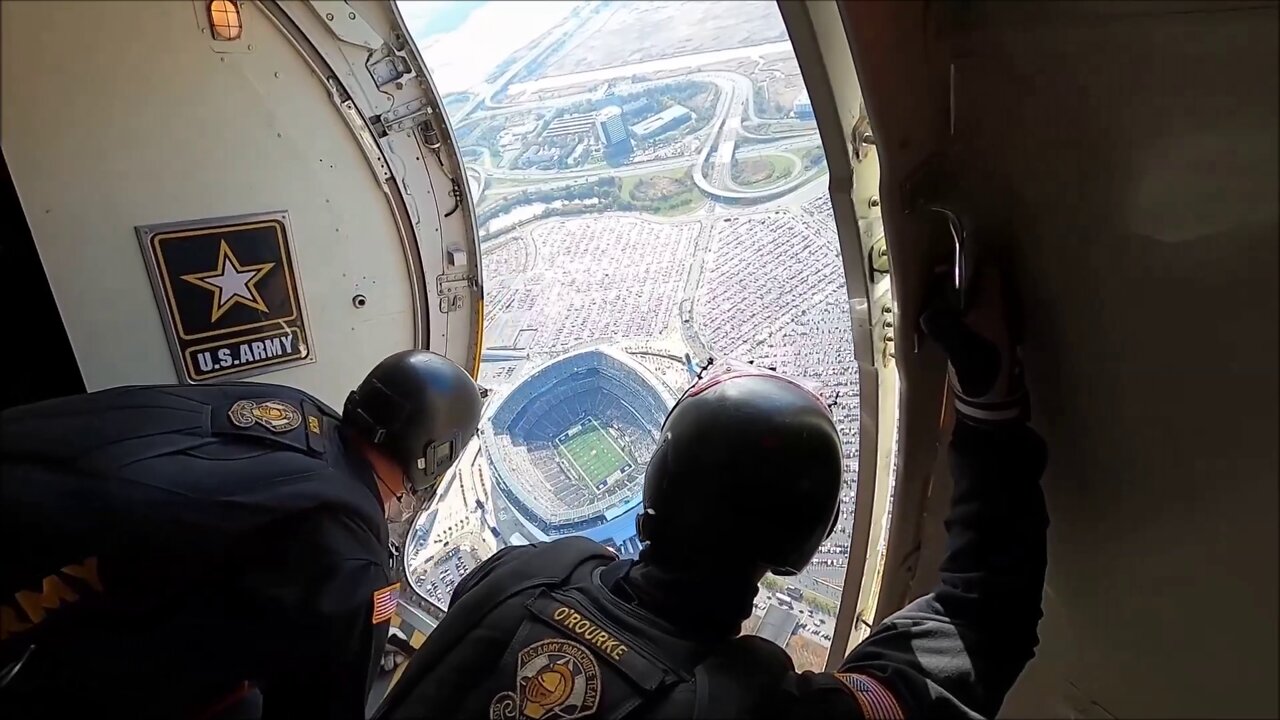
[450,52,824,201]
[477,134,819,205]
[686,72,819,202]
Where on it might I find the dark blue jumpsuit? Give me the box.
[0,384,395,719]
[375,420,1048,719]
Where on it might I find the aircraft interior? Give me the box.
[1,1,1276,716]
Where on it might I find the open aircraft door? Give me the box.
[1,0,483,408]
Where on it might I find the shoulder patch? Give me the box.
[300,399,328,455]
[527,590,666,692]
[228,399,302,433]
[835,673,903,720]
[372,583,400,624]
[490,638,601,720]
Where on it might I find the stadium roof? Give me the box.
[482,344,675,538]
[483,343,677,426]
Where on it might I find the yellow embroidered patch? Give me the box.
[228,399,302,433]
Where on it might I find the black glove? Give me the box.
[381,627,414,673]
[919,268,1029,425]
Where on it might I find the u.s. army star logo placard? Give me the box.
[490,639,600,720]
[181,240,275,323]
[137,212,314,383]
[228,399,303,433]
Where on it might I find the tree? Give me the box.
[753,86,769,113]
[809,595,838,617]
[803,147,827,171]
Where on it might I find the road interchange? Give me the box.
[451,61,824,202]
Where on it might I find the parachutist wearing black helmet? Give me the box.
[374,360,849,717]
[638,358,845,581]
[345,350,486,512]
[377,268,1048,720]
[0,350,482,719]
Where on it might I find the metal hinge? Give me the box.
[436,271,476,313]
[368,50,412,90]
[379,97,434,136]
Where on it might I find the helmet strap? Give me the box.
[375,471,407,505]
[635,508,657,543]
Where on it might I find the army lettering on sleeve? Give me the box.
[1,557,102,642]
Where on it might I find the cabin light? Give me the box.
[208,0,243,41]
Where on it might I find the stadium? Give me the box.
[483,345,675,556]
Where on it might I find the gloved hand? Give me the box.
[381,627,413,673]
[919,267,1029,425]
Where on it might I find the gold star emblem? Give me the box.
[181,240,275,323]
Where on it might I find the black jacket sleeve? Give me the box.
[251,558,391,720]
[756,420,1049,719]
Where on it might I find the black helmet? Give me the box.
[343,350,482,496]
[638,359,843,576]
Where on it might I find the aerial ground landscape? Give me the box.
[398,0,857,670]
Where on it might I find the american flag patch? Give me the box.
[372,583,400,624]
[835,673,903,719]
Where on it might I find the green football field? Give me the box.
[556,419,631,489]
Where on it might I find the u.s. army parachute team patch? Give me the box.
[835,673,903,719]
[228,399,302,433]
[490,639,600,720]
